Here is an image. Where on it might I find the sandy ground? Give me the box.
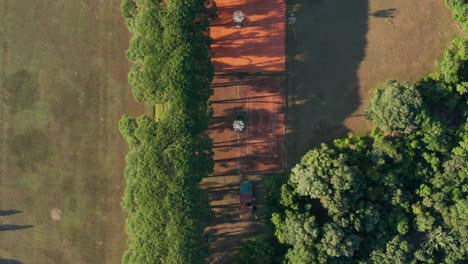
[287,0,461,166]
[0,1,144,263]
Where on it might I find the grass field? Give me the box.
[0,1,144,263]
[287,0,461,165]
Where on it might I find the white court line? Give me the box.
[246,93,277,157]
[273,101,277,155]
[237,82,241,175]
[226,126,231,152]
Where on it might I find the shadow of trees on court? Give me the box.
[286,0,369,167]
[203,176,267,263]
[211,0,285,72]
[208,104,284,176]
[208,76,285,175]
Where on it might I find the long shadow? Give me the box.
[0,259,22,264]
[0,210,22,216]
[286,0,369,167]
[206,182,238,202]
[370,8,397,18]
[0,225,33,231]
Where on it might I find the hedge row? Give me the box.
[119,0,216,263]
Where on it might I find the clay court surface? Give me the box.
[208,76,285,175]
[203,74,286,262]
[203,76,285,261]
[211,0,286,72]
[0,1,143,263]
[203,0,286,262]
[287,0,461,164]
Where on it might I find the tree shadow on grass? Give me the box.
[0,259,22,264]
[287,0,369,167]
[0,210,22,217]
[0,225,33,231]
[0,210,33,232]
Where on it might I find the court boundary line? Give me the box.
[237,82,241,175]
[245,94,277,158]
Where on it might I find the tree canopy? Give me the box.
[272,38,468,264]
[366,80,424,134]
[119,0,216,263]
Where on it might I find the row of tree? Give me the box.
[271,37,467,263]
[119,1,216,263]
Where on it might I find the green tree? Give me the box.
[119,0,215,263]
[289,144,365,215]
[367,80,424,134]
[369,236,411,264]
[423,227,457,255]
[445,1,468,33]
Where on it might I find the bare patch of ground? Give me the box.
[287,0,461,165]
[49,208,62,222]
[0,1,144,263]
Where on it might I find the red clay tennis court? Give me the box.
[209,0,286,175]
[211,0,286,72]
[203,1,286,261]
[207,76,285,175]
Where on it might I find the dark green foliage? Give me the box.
[446,0,468,33]
[120,0,137,19]
[431,38,468,85]
[369,236,411,264]
[289,144,365,215]
[118,115,140,149]
[272,38,468,263]
[367,80,424,134]
[239,237,275,264]
[119,0,216,263]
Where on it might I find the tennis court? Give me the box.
[211,0,286,72]
[203,0,286,262]
[208,76,285,175]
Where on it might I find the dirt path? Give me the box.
[286,0,460,166]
